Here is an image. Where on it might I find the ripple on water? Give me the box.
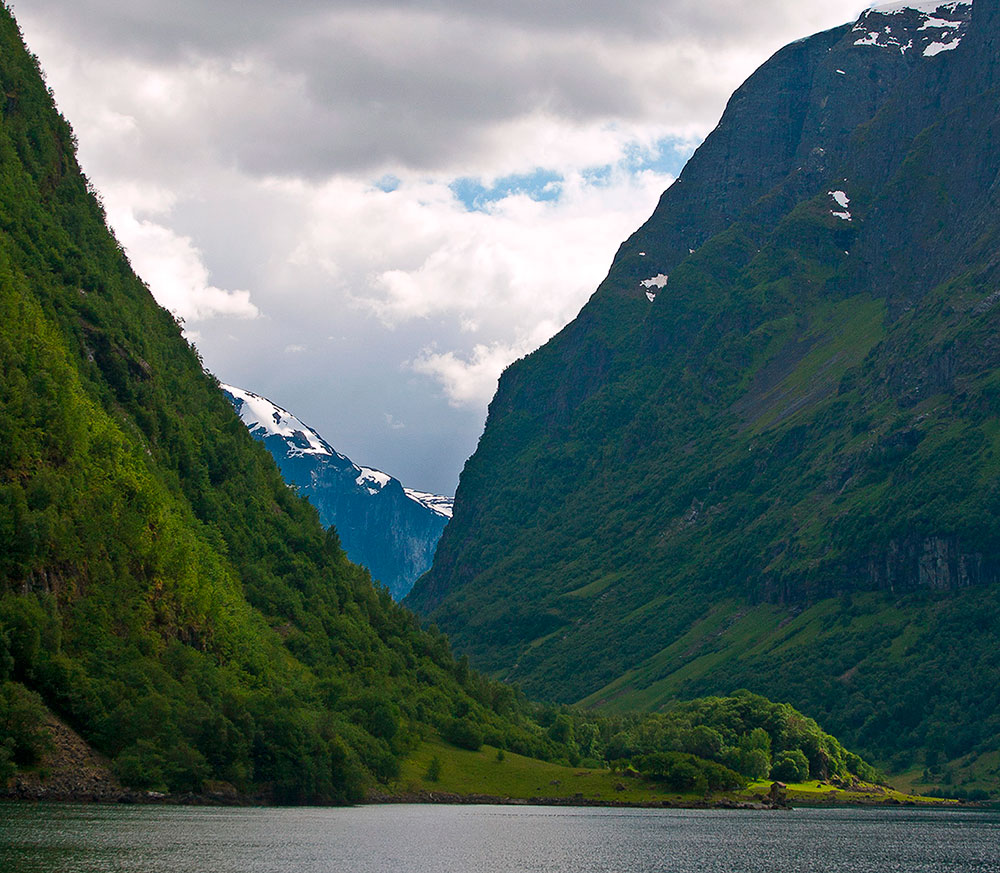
[2,804,1000,873]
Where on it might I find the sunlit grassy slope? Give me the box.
[390,739,950,808]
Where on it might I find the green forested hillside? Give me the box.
[410,1,1000,788]
[0,5,579,801]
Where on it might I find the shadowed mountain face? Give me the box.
[409,0,1000,772]
[222,385,451,601]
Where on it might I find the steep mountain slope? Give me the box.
[409,0,1000,779]
[222,385,451,601]
[0,2,886,803]
[0,5,567,801]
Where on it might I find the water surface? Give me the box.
[2,803,999,872]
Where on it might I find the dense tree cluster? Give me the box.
[538,692,877,790]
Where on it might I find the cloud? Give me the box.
[13,0,873,492]
[20,1,870,57]
[275,162,673,405]
[412,341,533,408]
[103,191,260,322]
[20,2,870,180]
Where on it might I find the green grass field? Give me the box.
[384,738,951,808]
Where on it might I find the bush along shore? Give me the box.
[371,737,956,810]
[2,693,953,810]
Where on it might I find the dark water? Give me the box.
[2,803,999,872]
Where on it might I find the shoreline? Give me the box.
[1,784,969,812]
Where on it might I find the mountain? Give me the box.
[221,385,451,601]
[0,4,583,802]
[0,1,891,804]
[409,0,1000,785]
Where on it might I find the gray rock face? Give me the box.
[221,385,451,600]
[869,536,995,593]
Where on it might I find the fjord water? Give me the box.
[2,805,999,872]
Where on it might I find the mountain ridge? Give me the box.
[408,0,1000,786]
[0,0,891,805]
[222,383,451,600]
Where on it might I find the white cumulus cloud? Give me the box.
[86,178,260,323]
[413,341,533,408]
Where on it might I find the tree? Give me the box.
[0,681,49,766]
[682,726,724,761]
[0,740,16,784]
[425,756,441,782]
[576,722,601,762]
[548,714,574,745]
[742,748,772,780]
[442,717,483,751]
[730,728,772,779]
[771,749,810,783]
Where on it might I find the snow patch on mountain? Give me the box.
[855,1,972,55]
[924,39,961,54]
[356,466,392,495]
[869,1,968,13]
[641,274,669,302]
[829,190,853,221]
[919,15,963,30]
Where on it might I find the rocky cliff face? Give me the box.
[407,0,1000,765]
[222,385,451,600]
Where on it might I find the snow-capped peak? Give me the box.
[220,383,341,459]
[404,489,455,519]
[355,467,454,518]
[223,382,455,522]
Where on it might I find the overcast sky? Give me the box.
[15,0,870,494]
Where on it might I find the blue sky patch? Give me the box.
[621,136,698,176]
[581,165,614,187]
[449,136,700,212]
[374,174,401,193]
[450,169,564,212]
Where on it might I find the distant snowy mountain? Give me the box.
[404,489,454,519]
[221,384,452,599]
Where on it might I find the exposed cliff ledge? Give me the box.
[869,536,996,594]
[755,536,999,605]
